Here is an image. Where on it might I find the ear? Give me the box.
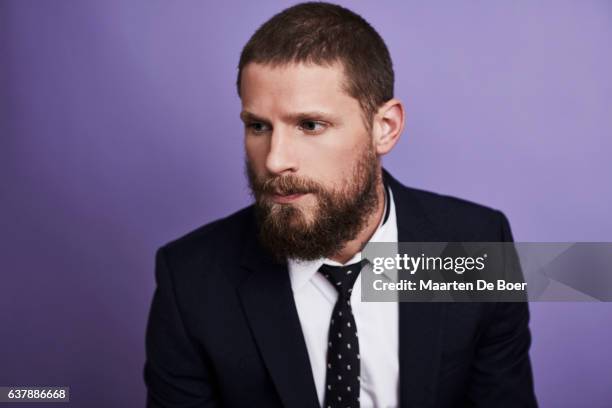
[371,98,405,155]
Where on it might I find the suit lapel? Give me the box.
[397,302,446,407]
[385,170,447,408]
[238,235,319,408]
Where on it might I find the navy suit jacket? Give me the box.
[144,170,537,407]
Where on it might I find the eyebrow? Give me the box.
[239,111,267,123]
[239,110,339,124]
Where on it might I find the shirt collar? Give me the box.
[288,185,398,291]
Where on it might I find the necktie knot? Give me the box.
[319,260,366,299]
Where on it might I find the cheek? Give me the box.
[300,135,367,182]
[245,136,268,169]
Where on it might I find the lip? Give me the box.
[271,193,305,203]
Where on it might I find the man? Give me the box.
[144,2,537,407]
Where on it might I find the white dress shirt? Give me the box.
[288,187,399,408]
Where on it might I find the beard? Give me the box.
[245,142,381,262]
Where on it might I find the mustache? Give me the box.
[253,174,323,196]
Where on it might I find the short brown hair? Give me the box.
[237,1,394,129]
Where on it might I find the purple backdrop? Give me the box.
[2,1,611,407]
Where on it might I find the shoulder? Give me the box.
[408,186,504,225]
[157,205,256,270]
[386,171,512,241]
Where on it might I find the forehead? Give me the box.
[240,62,359,115]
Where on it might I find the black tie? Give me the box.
[319,260,366,408]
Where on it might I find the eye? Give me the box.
[299,120,327,133]
[246,122,271,134]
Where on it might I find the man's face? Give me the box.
[240,62,381,260]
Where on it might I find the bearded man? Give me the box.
[144,2,537,407]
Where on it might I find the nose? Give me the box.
[265,126,298,175]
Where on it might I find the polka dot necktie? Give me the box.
[319,259,366,408]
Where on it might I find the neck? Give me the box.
[328,179,386,264]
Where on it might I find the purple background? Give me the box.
[1,1,611,406]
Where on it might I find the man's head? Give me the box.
[237,1,394,131]
[238,2,405,261]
